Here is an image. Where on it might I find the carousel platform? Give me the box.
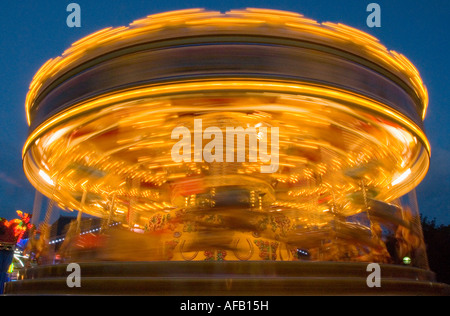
[4,261,450,295]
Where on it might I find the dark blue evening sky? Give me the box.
[0,0,449,224]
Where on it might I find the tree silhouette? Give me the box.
[421,216,450,285]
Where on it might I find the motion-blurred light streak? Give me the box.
[22,9,431,268]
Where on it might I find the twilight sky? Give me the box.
[0,0,449,224]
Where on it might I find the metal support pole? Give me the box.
[76,190,87,234]
[31,190,43,227]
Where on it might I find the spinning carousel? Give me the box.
[7,9,448,295]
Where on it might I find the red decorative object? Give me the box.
[0,211,34,244]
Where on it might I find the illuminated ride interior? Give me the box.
[23,9,430,266]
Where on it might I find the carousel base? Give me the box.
[4,261,450,295]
